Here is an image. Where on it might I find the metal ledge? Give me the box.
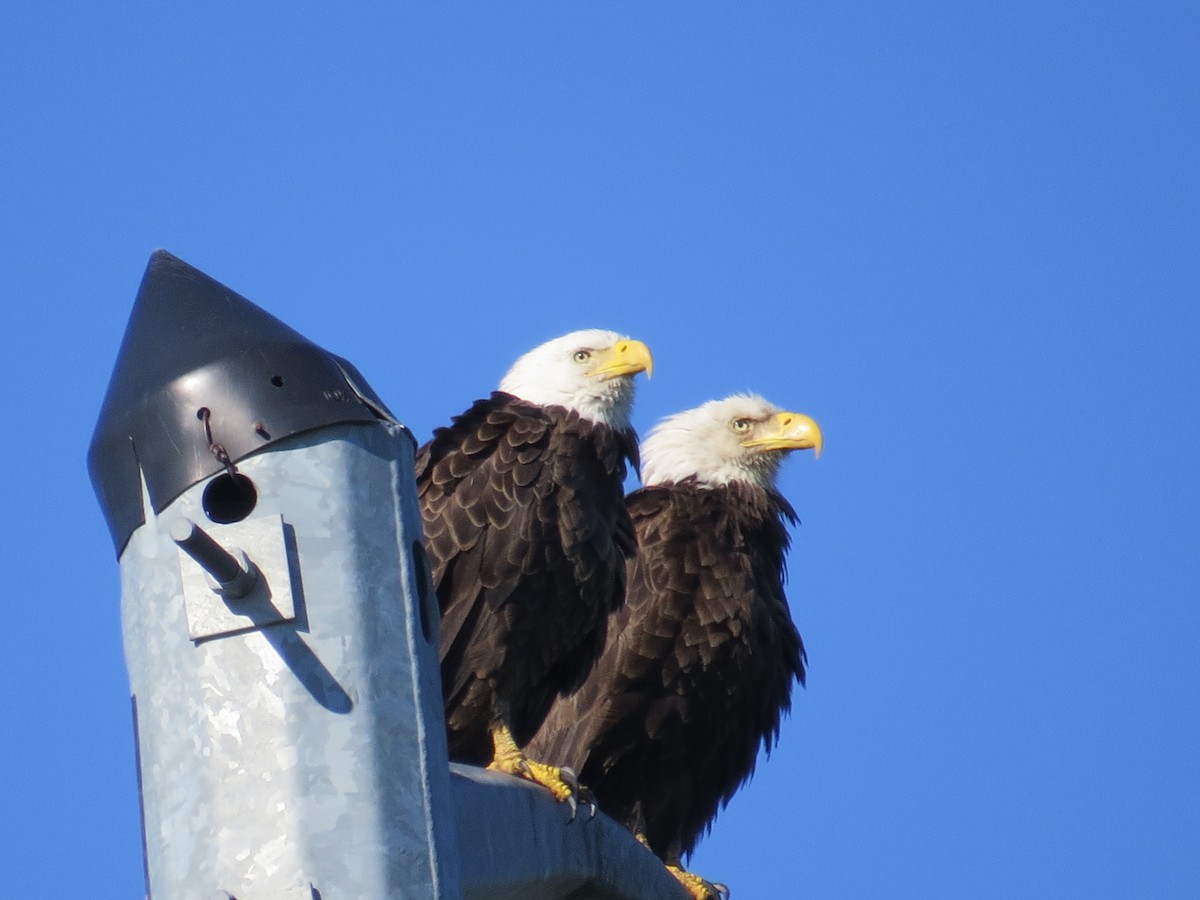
[451,765,690,900]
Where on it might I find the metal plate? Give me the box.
[178,514,297,641]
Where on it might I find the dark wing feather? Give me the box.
[416,393,638,761]
[528,480,805,860]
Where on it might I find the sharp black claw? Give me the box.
[565,790,579,822]
[557,766,581,823]
[711,882,730,899]
[578,784,598,819]
[559,766,580,792]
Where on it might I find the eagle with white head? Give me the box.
[529,393,822,898]
[416,329,653,808]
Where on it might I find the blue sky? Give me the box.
[2,3,1198,896]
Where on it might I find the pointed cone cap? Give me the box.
[88,250,399,557]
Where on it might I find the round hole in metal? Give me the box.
[202,474,258,524]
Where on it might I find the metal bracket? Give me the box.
[176,514,296,641]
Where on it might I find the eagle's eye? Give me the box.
[731,418,752,432]
[573,350,592,363]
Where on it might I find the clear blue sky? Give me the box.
[3,3,1198,897]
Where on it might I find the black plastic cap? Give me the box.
[88,250,400,557]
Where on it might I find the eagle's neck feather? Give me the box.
[498,375,635,429]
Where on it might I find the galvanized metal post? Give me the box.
[89,252,460,899]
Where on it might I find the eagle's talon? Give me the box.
[666,864,727,900]
[488,724,583,812]
[559,767,600,821]
[576,782,598,819]
[559,765,580,793]
[558,766,581,822]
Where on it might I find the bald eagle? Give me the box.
[527,394,822,897]
[415,329,653,807]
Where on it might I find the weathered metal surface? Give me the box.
[450,765,691,900]
[121,422,460,899]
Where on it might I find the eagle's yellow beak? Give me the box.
[588,339,654,381]
[742,411,823,459]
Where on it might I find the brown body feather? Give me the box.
[415,392,639,762]
[528,478,806,861]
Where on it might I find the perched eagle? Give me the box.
[527,394,822,898]
[415,329,652,807]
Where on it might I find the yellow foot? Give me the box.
[489,753,576,801]
[486,724,590,818]
[666,864,729,900]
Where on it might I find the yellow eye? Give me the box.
[732,418,751,432]
[573,350,592,363]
